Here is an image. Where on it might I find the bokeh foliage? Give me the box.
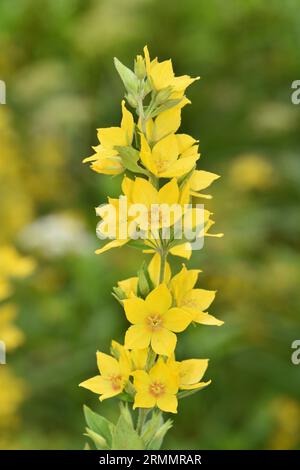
[0,0,300,449]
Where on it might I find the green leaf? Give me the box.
[147,419,173,450]
[84,427,109,450]
[114,57,139,95]
[148,99,183,118]
[83,405,113,448]
[141,411,164,445]
[111,404,145,450]
[118,392,134,403]
[115,145,148,175]
[83,442,91,450]
[137,261,152,297]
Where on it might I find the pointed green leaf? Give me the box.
[83,405,113,448]
[115,146,148,175]
[114,57,139,95]
[111,404,145,450]
[84,427,109,450]
[147,419,173,450]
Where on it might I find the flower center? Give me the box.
[109,374,123,390]
[149,381,165,397]
[155,158,170,173]
[147,314,162,331]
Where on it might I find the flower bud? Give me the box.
[134,55,146,80]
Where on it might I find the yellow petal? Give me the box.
[123,297,149,324]
[148,253,171,287]
[162,307,192,332]
[170,265,200,304]
[79,375,107,394]
[118,277,138,298]
[169,242,192,259]
[95,239,128,255]
[157,393,178,413]
[150,60,174,90]
[125,324,151,349]
[158,178,179,205]
[172,75,200,92]
[121,100,134,144]
[133,391,156,409]
[176,134,197,154]
[151,328,177,356]
[152,134,178,175]
[130,349,148,370]
[132,177,158,206]
[145,284,172,314]
[97,127,127,148]
[182,289,216,312]
[132,370,151,391]
[180,380,211,390]
[139,133,157,174]
[96,351,120,376]
[143,45,151,76]
[193,311,224,326]
[179,359,209,386]
[153,107,182,142]
[159,155,198,178]
[190,170,220,191]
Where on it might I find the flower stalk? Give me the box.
[80,46,223,450]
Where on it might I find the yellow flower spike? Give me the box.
[170,265,223,326]
[81,47,223,439]
[79,350,131,401]
[133,358,179,413]
[124,284,192,357]
[148,253,171,287]
[168,357,211,390]
[83,100,134,175]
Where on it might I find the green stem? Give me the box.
[159,250,167,284]
[136,408,148,435]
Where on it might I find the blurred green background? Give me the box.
[1,0,300,450]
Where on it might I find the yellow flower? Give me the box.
[0,245,35,279]
[83,100,134,175]
[124,284,191,356]
[189,170,220,199]
[133,358,179,413]
[143,46,199,96]
[170,265,223,326]
[142,98,190,144]
[95,177,187,254]
[79,350,131,401]
[0,304,24,351]
[111,340,148,371]
[168,357,211,390]
[140,132,199,178]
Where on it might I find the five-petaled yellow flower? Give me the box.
[83,100,134,175]
[168,356,211,390]
[133,358,179,413]
[170,265,223,326]
[79,350,131,401]
[124,284,191,356]
[143,46,199,97]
